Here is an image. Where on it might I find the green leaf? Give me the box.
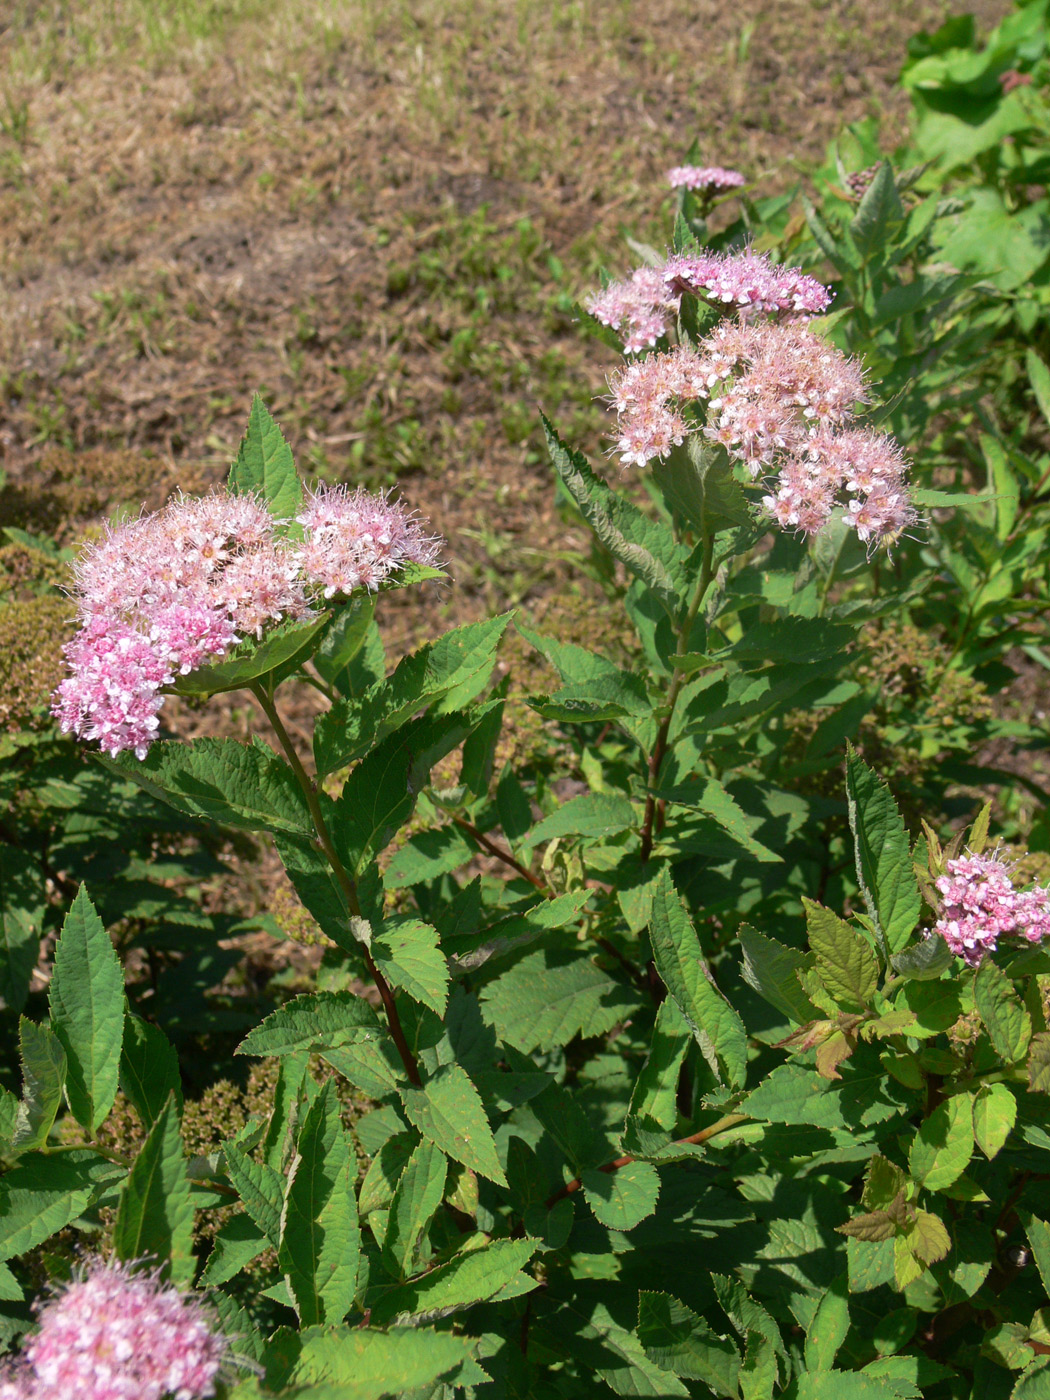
[120,1015,182,1130]
[554,1297,691,1397]
[975,959,1032,1062]
[370,1236,537,1325]
[385,826,475,888]
[522,792,637,849]
[1029,1033,1050,1094]
[399,1065,506,1185]
[290,1325,476,1395]
[582,1160,660,1230]
[480,949,637,1054]
[105,737,311,836]
[908,1094,974,1192]
[314,614,511,776]
[973,1082,1016,1159]
[637,1292,739,1394]
[321,1040,403,1099]
[113,1095,194,1282]
[171,616,328,697]
[0,1181,93,1262]
[13,1017,66,1152]
[0,845,44,1014]
[804,1278,850,1372]
[622,997,691,1153]
[739,925,819,1025]
[1024,1213,1050,1301]
[845,747,921,955]
[224,1141,285,1245]
[199,1212,268,1286]
[849,161,903,257]
[654,778,780,862]
[891,935,954,981]
[235,991,382,1058]
[796,1373,899,1399]
[740,1330,777,1400]
[228,394,304,521]
[329,711,488,876]
[543,417,686,616]
[279,1080,361,1326]
[48,887,124,1132]
[382,1138,446,1279]
[649,869,748,1088]
[804,898,879,1008]
[742,1055,909,1129]
[313,593,377,685]
[372,919,449,1018]
[1010,1361,1050,1399]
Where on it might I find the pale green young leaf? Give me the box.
[382,1139,446,1280]
[290,1326,476,1395]
[105,738,312,836]
[369,1237,537,1325]
[399,1065,506,1185]
[120,1015,182,1130]
[48,886,124,1132]
[228,393,303,522]
[0,845,44,1014]
[974,959,1032,1063]
[13,1017,66,1153]
[278,1080,361,1325]
[113,1095,194,1282]
[637,1291,740,1395]
[803,899,879,1008]
[739,925,819,1025]
[372,919,449,1018]
[649,869,748,1087]
[908,1095,974,1191]
[973,1082,1017,1159]
[235,990,382,1058]
[845,746,920,954]
[582,1159,660,1231]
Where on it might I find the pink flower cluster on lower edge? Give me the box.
[934,852,1050,965]
[53,484,442,759]
[0,1259,229,1400]
[667,165,746,194]
[608,321,914,547]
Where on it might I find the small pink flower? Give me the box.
[663,249,832,321]
[14,1258,229,1400]
[667,165,746,194]
[585,266,682,353]
[295,484,443,599]
[932,852,1050,964]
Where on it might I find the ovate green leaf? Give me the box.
[48,887,124,1132]
[400,1065,506,1185]
[908,1095,974,1192]
[229,394,303,522]
[974,959,1032,1063]
[973,1082,1016,1159]
[113,1095,194,1283]
[803,898,879,1008]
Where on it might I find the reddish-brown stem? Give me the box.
[543,1111,747,1210]
[249,682,423,1088]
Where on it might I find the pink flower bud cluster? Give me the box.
[667,165,746,194]
[53,485,442,759]
[607,321,914,547]
[584,267,683,355]
[0,1259,229,1400]
[933,852,1050,965]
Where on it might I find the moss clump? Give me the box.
[0,595,74,731]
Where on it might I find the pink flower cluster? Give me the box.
[663,250,832,320]
[0,1259,228,1400]
[53,485,442,759]
[667,165,746,194]
[585,267,683,354]
[934,852,1050,965]
[608,321,914,546]
[586,248,831,354]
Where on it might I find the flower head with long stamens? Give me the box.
[933,851,1050,965]
[667,165,746,194]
